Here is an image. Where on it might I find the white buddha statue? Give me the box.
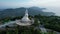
[21,9,31,23]
[16,9,34,26]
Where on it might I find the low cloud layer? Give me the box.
[0,0,60,16]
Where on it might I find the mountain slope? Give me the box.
[0,7,55,18]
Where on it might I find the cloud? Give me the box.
[0,0,60,16]
[27,0,60,7]
[0,0,60,7]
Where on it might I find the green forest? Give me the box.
[0,14,60,34]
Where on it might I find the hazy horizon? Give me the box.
[0,0,60,16]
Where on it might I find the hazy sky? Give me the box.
[0,0,60,16]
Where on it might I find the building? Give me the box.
[16,9,34,26]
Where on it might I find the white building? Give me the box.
[16,9,34,26]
